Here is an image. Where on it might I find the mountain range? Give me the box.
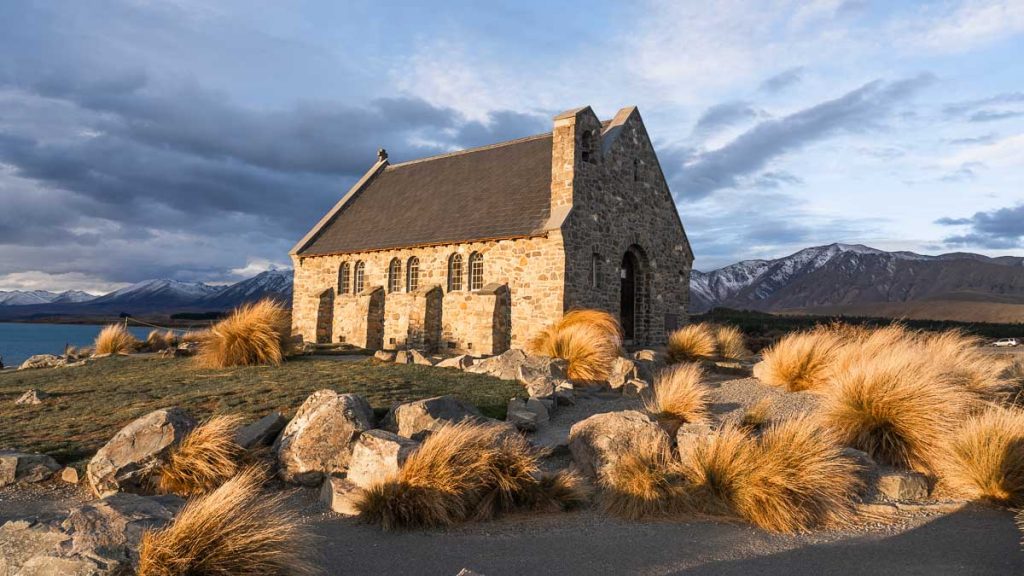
[0,270,293,320]
[691,244,1024,323]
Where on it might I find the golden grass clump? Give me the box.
[180,329,210,344]
[820,348,967,472]
[601,432,691,520]
[681,419,859,533]
[137,466,316,576]
[714,324,750,360]
[666,323,717,364]
[145,329,173,351]
[195,299,291,369]
[941,407,1024,506]
[94,323,139,355]
[923,331,1013,404]
[740,397,774,432]
[643,363,709,426]
[357,421,586,530]
[157,415,243,497]
[528,309,622,382]
[755,329,841,391]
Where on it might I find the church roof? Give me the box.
[296,133,554,256]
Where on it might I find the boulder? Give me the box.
[386,395,484,440]
[393,350,412,364]
[373,350,396,362]
[568,411,670,480]
[174,342,200,357]
[275,390,374,486]
[408,349,435,366]
[0,521,72,576]
[436,355,474,369]
[15,389,49,405]
[674,422,716,458]
[234,412,287,449]
[633,349,659,362]
[61,493,183,567]
[346,430,420,489]
[86,408,196,498]
[0,451,62,488]
[622,378,650,397]
[16,555,103,575]
[875,469,930,501]
[506,398,550,432]
[61,467,80,485]
[466,349,529,380]
[606,357,639,391]
[555,381,576,406]
[18,355,64,371]
[320,476,362,516]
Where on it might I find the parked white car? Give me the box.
[994,338,1019,347]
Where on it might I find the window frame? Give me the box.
[338,262,350,294]
[353,261,365,294]
[388,258,402,293]
[468,252,484,291]
[406,256,420,292]
[447,253,463,292]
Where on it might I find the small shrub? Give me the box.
[157,415,243,497]
[195,300,291,369]
[820,348,967,472]
[137,466,317,576]
[740,398,773,432]
[145,330,172,351]
[95,323,138,355]
[714,324,749,360]
[666,323,716,364]
[528,309,622,382]
[521,470,591,513]
[601,432,691,519]
[643,363,709,426]
[941,407,1024,506]
[756,329,841,391]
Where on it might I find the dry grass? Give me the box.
[820,347,968,472]
[941,407,1024,506]
[601,432,691,519]
[681,419,859,533]
[923,331,1013,404]
[357,421,585,529]
[195,300,291,369]
[714,325,750,360]
[138,466,316,576]
[180,329,210,344]
[740,398,774,432]
[528,309,622,382]
[643,363,709,425]
[756,329,841,392]
[666,323,717,364]
[145,330,173,352]
[157,415,243,497]
[94,323,139,355]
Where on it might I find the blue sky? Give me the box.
[0,0,1022,292]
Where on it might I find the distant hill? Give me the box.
[691,244,1024,323]
[0,270,293,319]
[0,289,95,306]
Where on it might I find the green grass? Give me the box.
[0,355,521,465]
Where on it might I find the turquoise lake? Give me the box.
[0,322,151,367]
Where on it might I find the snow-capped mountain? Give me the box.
[88,279,221,307]
[0,289,96,306]
[198,269,293,307]
[690,243,1024,314]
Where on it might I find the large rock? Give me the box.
[605,357,640,391]
[436,355,474,370]
[0,452,61,488]
[0,521,72,576]
[275,390,374,486]
[465,349,529,380]
[86,408,196,498]
[408,349,435,366]
[15,389,49,405]
[234,412,287,449]
[373,350,396,362]
[61,493,183,568]
[386,395,484,441]
[346,430,420,489]
[16,555,103,575]
[320,476,362,516]
[506,398,550,432]
[393,350,412,365]
[18,355,64,371]
[568,410,670,480]
[875,469,930,501]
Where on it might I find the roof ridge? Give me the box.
[387,131,552,169]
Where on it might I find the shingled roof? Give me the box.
[296,133,554,256]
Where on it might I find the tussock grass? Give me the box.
[643,363,709,426]
[180,329,210,344]
[357,421,586,530]
[195,300,291,369]
[601,432,691,519]
[94,323,139,355]
[525,470,591,513]
[714,324,750,360]
[528,309,622,382]
[137,466,317,576]
[666,323,717,364]
[923,331,1013,404]
[157,415,243,497]
[756,329,841,391]
[145,330,173,352]
[740,398,774,432]
[820,348,967,472]
[941,407,1024,506]
[681,419,859,533]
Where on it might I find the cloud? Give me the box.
[0,271,130,294]
[692,101,763,137]
[892,0,1024,54]
[940,161,985,182]
[759,67,805,93]
[943,91,1024,117]
[938,203,1024,248]
[969,110,1024,122]
[948,133,998,145]
[673,74,935,199]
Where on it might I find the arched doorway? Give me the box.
[315,289,334,344]
[620,245,651,344]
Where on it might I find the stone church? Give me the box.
[290,105,693,355]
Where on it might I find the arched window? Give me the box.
[447,253,463,292]
[353,261,365,294]
[338,262,350,294]
[406,256,419,292]
[388,258,401,293]
[469,252,484,291]
[581,129,597,164]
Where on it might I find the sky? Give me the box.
[0,0,1022,293]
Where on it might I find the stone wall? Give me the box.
[333,286,384,349]
[382,285,443,351]
[440,283,511,355]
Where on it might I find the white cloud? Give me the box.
[0,271,130,294]
[892,0,1024,53]
[944,133,1024,168]
[228,258,290,280]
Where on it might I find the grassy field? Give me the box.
[0,355,521,465]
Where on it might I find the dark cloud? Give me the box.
[672,74,935,199]
[751,170,803,188]
[937,203,1024,249]
[759,67,805,93]
[943,92,1024,121]
[692,102,762,136]
[948,133,997,145]
[968,110,1024,123]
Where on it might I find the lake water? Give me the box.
[0,323,152,367]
